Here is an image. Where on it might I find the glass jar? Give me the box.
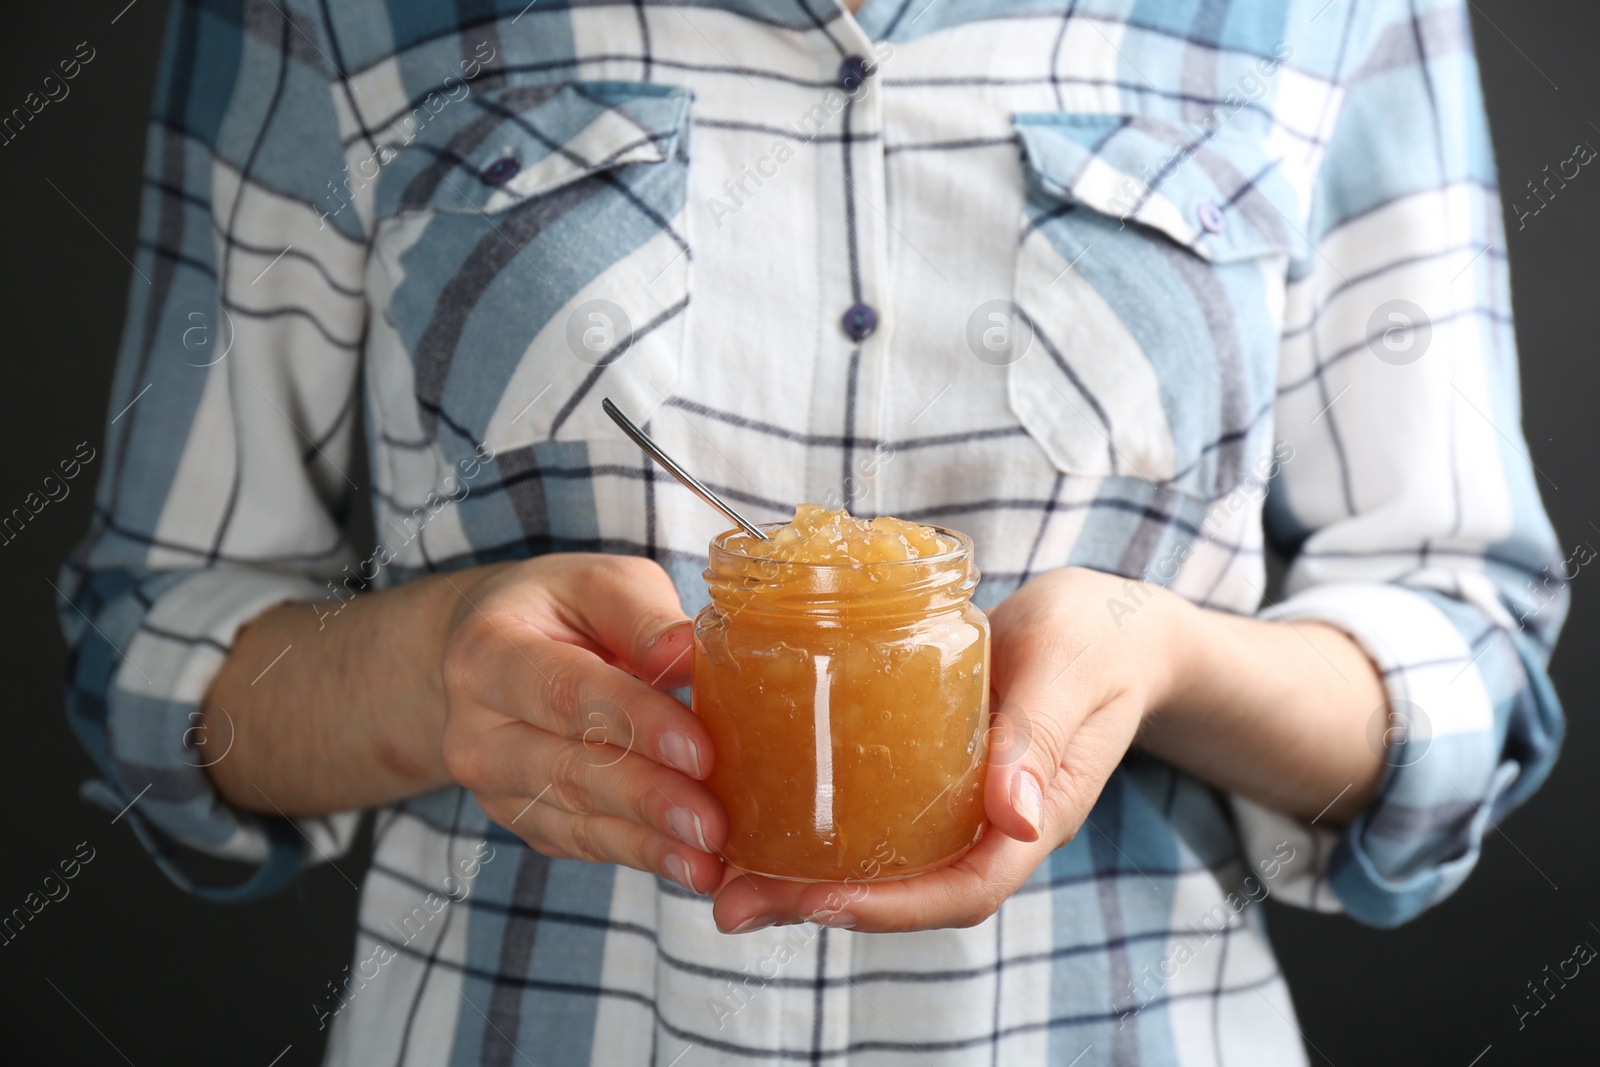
[692,524,990,882]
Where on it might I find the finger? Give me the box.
[708,869,809,933]
[639,620,694,691]
[982,634,1103,843]
[710,829,1045,934]
[536,639,712,778]
[448,625,713,780]
[460,717,728,855]
[545,555,695,687]
[1047,693,1147,824]
[482,792,723,896]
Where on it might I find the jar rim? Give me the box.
[709,521,974,570]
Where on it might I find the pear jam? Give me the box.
[692,505,990,882]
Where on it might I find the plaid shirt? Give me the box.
[59,0,1567,1063]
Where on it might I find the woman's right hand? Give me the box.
[439,554,725,894]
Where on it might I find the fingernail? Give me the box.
[659,732,702,778]
[728,915,776,935]
[663,853,699,894]
[806,910,857,929]
[667,806,709,851]
[645,620,687,652]
[1012,770,1043,836]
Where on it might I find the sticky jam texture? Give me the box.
[724,503,958,564]
[693,505,989,883]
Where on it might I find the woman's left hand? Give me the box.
[708,566,1190,934]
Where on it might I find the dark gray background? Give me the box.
[1,2,1593,1063]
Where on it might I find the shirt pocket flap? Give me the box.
[376,81,693,218]
[1012,112,1306,264]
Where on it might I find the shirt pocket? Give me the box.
[1006,112,1304,505]
[370,81,694,459]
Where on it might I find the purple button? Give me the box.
[839,55,872,92]
[1197,202,1227,233]
[841,303,877,341]
[482,157,520,186]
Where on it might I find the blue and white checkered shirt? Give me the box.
[59,1,1568,1063]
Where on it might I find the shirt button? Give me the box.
[1197,202,1227,233]
[482,157,520,186]
[841,303,878,341]
[838,55,872,92]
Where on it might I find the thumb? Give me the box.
[634,618,695,690]
[982,697,1064,843]
[553,556,693,688]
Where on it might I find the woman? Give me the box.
[60,0,1565,1063]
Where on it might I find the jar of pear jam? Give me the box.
[692,505,990,882]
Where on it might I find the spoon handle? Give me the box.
[601,397,770,540]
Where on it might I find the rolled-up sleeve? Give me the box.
[57,1,369,900]
[1245,0,1567,927]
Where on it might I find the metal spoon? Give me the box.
[602,397,770,540]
